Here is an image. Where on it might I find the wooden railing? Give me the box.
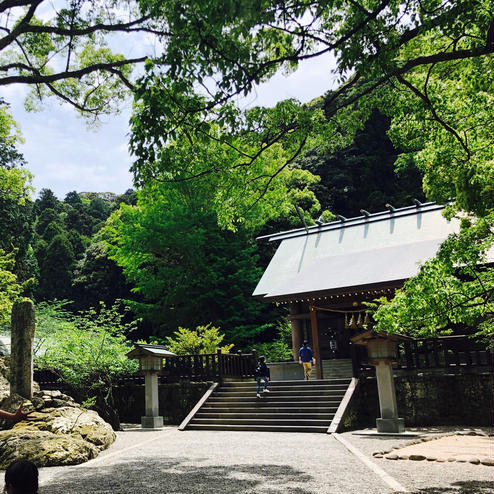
[350,335,493,377]
[34,349,259,387]
[163,349,258,382]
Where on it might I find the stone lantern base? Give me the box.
[376,417,405,433]
[141,416,164,429]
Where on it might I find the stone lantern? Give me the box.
[126,343,176,429]
[352,329,412,434]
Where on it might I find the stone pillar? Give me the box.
[141,372,163,428]
[289,303,303,362]
[10,300,35,399]
[375,361,404,433]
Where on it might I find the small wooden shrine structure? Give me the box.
[253,202,460,378]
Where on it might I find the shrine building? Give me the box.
[253,201,460,378]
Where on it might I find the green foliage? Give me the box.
[36,234,75,301]
[163,324,234,355]
[0,249,30,327]
[34,301,138,427]
[72,238,130,311]
[106,182,285,345]
[251,322,293,362]
[298,111,424,217]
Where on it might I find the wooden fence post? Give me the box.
[217,348,223,384]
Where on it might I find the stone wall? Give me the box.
[341,370,494,431]
[113,381,212,425]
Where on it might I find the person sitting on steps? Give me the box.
[254,356,270,398]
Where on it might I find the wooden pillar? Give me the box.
[289,303,303,362]
[309,301,322,379]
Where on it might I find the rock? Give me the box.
[447,458,456,462]
[436,458,446,462]
[426,456,437,461]
[12,407,115,451]
[398,455,409,460]
[456,458,468,463]
[385,454,398,460]
[480,458,494,466]
[373,454,383,458]
[468,458,480,465]
[0,430,98,469]
[409,455,426,461]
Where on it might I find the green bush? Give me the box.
[163,323,233,355]
[34,300,138,429]
[252,322,293,362]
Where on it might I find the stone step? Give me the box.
[182,375,352,434]
[186,424,329,433]
[190,417,330,426]
[208,395,343,402]
[196,412,334,420]
[220,378,351,387]
[202,401,340,409]
[214,389,347,397]
[217,384,349,392]
[200,406,338,414]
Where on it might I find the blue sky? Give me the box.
[2,54,335,200]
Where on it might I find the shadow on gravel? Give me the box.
[409,481,494,494]
[42,458,314,494]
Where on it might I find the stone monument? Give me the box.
[10,300,35,399]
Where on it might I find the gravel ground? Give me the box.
[36,428,393,494]
[4,426,493,494]
[339,427,494,494]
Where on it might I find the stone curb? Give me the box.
[372,430,494,466]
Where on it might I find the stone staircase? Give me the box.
[309,359,353,380]
[183,378,351,433]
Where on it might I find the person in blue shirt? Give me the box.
[299,341,316,380]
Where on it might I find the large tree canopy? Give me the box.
[127,0,492,222]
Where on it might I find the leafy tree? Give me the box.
[35,208,60,235]
[298,111,424,217]
[252,322,293,362]
[72,239,131,311]
[34,189,59,214]
[0,249,29,327]
[0,1,166,119]
[64,203,98,237]
[34,301,138,429]
[0,102,36,287]
[164,324,234,355]
[41,220,65,243]
[88,197,111,221]
[106,182,286,346]
[64,191,82,207]
[128,0,491,220]
[36,233,75,301]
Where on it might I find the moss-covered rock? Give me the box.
[12,406,116,451]
[0,430,98,468]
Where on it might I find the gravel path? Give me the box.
[19,426,494,494]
